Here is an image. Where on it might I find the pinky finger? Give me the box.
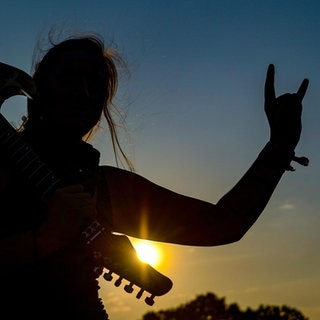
[297,78,309,102]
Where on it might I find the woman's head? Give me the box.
[28,36,117,136]
[24,34,133,169]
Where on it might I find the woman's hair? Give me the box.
[22,33,133,170]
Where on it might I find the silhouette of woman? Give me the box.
[0,34,308,319]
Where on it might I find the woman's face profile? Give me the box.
[38,49,108,138]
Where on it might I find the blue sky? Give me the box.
[1,1,319,319]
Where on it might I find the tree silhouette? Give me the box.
[142,292,308,320]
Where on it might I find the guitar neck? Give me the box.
[0,113,62,196]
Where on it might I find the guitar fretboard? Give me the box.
[0,113,61,196]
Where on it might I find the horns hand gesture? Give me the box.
[264,64,309,151]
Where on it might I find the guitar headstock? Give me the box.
[82,220,173,306]
[0,62,38,106]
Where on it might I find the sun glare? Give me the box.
[134,241,162,267]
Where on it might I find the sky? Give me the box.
[1,1,319,319]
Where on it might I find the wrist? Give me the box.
[258,142,309,171]
[258,142,295,171]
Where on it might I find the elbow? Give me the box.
[212,229,245,246]
[209,208,253,245]
[223,229,247,244]
[200,224,248,247]
[221,220,253,245]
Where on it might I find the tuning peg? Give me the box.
[93,266,103,277]
[136,288,144,300]
[124,282,134,293]
[103,271,113,281]
[145,294,155,306]
[114,276,123,287]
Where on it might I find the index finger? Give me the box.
[264,64,276,105]
[296,78,309,102]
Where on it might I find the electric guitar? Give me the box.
[0,62,173,306]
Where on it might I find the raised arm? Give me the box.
[101,65,309,246]
[213,64,309,241]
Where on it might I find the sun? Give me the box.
[133,240,162,267]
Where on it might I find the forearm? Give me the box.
[216,142,294,240]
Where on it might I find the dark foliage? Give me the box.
[142,292,308,320]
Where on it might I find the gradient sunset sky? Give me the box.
[1,1,319,319]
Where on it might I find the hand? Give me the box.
[264,64,309,150]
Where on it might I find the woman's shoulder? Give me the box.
[98,165,142,182]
